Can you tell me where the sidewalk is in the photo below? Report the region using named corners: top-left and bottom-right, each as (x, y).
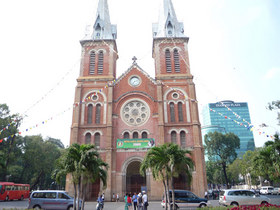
top-left (84, 200), bottom-right (220, 210)
top-left (84, 201), bottom-right (163, 210)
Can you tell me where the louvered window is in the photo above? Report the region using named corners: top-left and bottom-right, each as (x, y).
top-left (85, 133), bottom-right (91, 144)
top-left (94, 133), bottom-right (100, 147)
top-left (165, 49), bottom-right (172, 73)
top-left (124, 132), bottom-right (129, 139)
top-left (170, 102), bottom-right (175, 122)
top-left (171, 131), bottom-right (177, 144)
top-left (87, 104), bottom-right (93, 124)
top-left (95, 104), bottom-right (101, 124)
top-left (180, 131), bottom-right (186, 148)
top-left (142, 132), bottom-right (148, 139)
top-left (98, 51), bottom-right (104, 74)
top-left (133, 132), bottom-right (138, 139)
top-left (174, 49), bottom-right (180, 72)
top-left (178, 102), bottom-right (183, 122)
top-left (89, 51), bottom-right (95, 74)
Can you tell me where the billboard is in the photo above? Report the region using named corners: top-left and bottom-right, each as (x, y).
top-left (117, 138), bottom-right (155, 149)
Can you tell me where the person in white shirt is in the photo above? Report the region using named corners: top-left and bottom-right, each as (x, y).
top-left (142, 191), bottom-right (148, 210)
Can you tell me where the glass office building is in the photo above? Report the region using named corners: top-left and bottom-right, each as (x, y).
top-left (202, 100), bottom-right (255, 157)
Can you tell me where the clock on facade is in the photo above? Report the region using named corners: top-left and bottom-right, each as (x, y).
top-left (129, 76), bottom-right (140, 87)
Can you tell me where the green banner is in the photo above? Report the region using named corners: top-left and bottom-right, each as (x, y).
top-left (117, 138), bottom-right (155, 149)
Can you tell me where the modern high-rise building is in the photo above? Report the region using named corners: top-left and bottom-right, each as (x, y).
top-left (66, 0), bottom-right (207, 201)
top-left (202, 100), bottom-right (255, 157)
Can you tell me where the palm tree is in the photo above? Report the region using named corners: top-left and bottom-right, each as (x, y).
top-left (53, 143), bottom-right (108, 210)
top-left (140, 144), bottom-right (170, 210)
top-left (140, 143), bottom-right (194, 210)
top-left (166, 143), bottom-right (194, 210)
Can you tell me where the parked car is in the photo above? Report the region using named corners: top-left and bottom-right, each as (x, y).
top-left (260, 186), bottom-right (274, 195)
top-left (219, 189), bottom-right (270, 206)
top-left (28, 190), bottom-right (81, 210)
top-left (272, 187), bottom-right (280, 195)
top-left (161, 190), bottom-right (209, 209)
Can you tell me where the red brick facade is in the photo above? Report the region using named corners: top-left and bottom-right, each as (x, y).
top-left (66, 34), bottom-right (207, 200)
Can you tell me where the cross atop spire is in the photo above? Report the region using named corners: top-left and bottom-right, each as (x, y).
top-left (132, 56), bottom-right (137, 64)
top-left (153, 0), bottom-right (185, 38)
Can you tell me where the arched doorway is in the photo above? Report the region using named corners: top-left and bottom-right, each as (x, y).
top-left (126, 161), bottom-right (146, 194)
top-left (86, 178), bottom-right (100, 201)
top-left (173, 174), bottom-right (191, 190)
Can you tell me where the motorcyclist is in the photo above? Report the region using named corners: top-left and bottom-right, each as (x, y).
top-left (97, 195), bottom-right (104, 210)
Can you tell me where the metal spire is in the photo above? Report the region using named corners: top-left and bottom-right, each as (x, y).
top-left (153, 0), bottom-right (185, 38)
top-left (82, 0), bottom-right (117, 41)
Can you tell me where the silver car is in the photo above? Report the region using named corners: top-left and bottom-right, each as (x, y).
top-left (219, 189), bottom-right (270, 206)
top-left (28, 190), bottom-right (80, 210)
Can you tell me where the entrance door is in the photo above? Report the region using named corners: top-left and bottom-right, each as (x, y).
top-left (126, 161), bottom-right (146, 194)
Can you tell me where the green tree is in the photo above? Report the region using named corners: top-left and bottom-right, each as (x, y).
top-left (227, 158), bottom-right (244, 186)
top-left (18, 135), bottom-right (63, 189)
top-left (140, 143), bottom-right (194, 210)
top-left (267, 100), bottom-right (280, 125)
top-left (253, 134), bottom-right (280, 183)
top-left (54, 143), bottom-right (108, 210)
top-left (0, 104), bottom-right (22, 181)
top-left (204, 132), bottom-right (240, 189)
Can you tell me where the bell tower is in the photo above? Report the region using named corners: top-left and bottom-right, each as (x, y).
top-left (152, 0), bottom-right (207, 197)
top-left (68, 0), bottom-right (117, 200)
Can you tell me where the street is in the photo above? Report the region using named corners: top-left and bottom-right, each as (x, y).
top-left (0, 195), bottom-right (279, 210)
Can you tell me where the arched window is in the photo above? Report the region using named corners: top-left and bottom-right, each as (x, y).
top-left (98, 51), bottom-right (103, 74)
top-left (89, 51), bottom-right (95, 74)
top-left (94, 133), bottom-right (100, 148)
top-left (85, 133), bottom-right (91, 144)
top-left (95, 104), bottom-right (101, 124)
top-left (123, 132), bottom-right (129, 139)
top-left (142, 132), bottom-right (148, 139)
top-left (87, 104), bottom-right (93, 124)
top-left (171, 131), bottom-right (177, 144)
top-left (180, 131), bottom-right (186, 148)
top-left (174, 49), bottom-right (180, 72)
top-left (178, 102), bottom-right (183, 122)
top-left (165, 49), bottom-right (172, 73)
top-left (170, 102), bottom-right (175, 122)
top-left (133, 132), bottom-right (138, 139)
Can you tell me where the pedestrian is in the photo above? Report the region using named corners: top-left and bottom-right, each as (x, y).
top-left (116, 193), bottom-right (119, 202)
top-left (113, 193), bottom-right (115, 202)
top-left (124, 193), bottom-right (128, 210)
top-left (142, 191), bottom-right (148, 210)
top-left (102, 192), bottom-right (105, 201)
top-left (127, 193), bottom-right (132, 210)
top-left (132, 192), bottom-right (138, 210)
top-left (137, 193), bottom-right (143, 210)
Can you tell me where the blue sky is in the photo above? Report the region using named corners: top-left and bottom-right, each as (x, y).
top-left (0, 0), bottom-right (279, 147)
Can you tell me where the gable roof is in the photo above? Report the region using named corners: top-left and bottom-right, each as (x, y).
top-left (115, 62), bottom-right (157, 85)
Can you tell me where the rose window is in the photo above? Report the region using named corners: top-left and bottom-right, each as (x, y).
top-left (121, 100), bottom-right (150, 126)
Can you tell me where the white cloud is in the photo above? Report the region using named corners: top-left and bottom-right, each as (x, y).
top-left (264, 68), bottom-right (280, 80)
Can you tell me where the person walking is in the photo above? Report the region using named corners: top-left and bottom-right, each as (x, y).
top-left (137, 193), bottom-right (143, 210)
top-left (127, 193), bottom-right (132, 210)
top-left (124, 193), bottom-right (128, 210)
top-left (116, 193), bottom-right (119, 202)
top-left (142, 191), bottom-right (148, 210)
top-left (132, 192), bottom-right (138, 210)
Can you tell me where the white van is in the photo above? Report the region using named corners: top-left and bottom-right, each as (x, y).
top-left (260, 186), bottom-right (273, 195)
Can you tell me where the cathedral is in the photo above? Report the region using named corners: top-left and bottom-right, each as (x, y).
top-left (67, 0), bottom-right (207, 200)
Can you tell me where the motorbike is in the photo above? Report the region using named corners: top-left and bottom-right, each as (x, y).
top-left (96, 201), bottom-right (104, 210)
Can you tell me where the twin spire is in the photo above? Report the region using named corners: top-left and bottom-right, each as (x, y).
top-left (83, 0), bottom-right (185, 41)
